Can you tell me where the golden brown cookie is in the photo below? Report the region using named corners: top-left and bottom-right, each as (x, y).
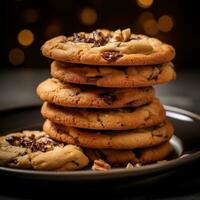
top-left (41, 28), bottom-right (175, 65)
top-left (0, 131), bottom-right (89, 170)
top-left (43, 120), bottom-right (174, 149)
top-left (37, 78), bottom-right (155, 108)
top-left (85, 142), bottom-right (173, 166)
top-left (51, 61), bottom-right (176, 88)
top-left (41, 99), bottom-right (165, 130)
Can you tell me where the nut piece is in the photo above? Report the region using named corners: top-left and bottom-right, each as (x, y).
top-left (126, 162), bottom-right (142, 169)
top-left (121, 28), bottom-right (131, 42)
top-left (92, 159), bottom-right (111, 171)
top-left (126, 162), bottom-right (134, 169)
top-left (134, 163), bottom-right (142, 167)
top-left (110, 29), bottom-right (122, 42)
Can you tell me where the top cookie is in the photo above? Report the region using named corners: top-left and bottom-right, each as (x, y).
top-left (41, 28), bottom-right (175, 66)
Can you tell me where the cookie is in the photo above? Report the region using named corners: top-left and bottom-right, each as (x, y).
top-left (85, 142), bottom-right (173, 166)
top-left (41, 28), bottom-right (175, 65)
top-left (41, 99), bottom-right (165, 130)
top-left (43, 120), bottom-right (173, 149)
top-left (37, 78), bottom-right (155, 108)
top-left (0, 131), bottom-right (89, 170)
top-left (51, 61), bottom-right (176, 88)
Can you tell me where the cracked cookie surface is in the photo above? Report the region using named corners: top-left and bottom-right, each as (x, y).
top-left (0, 131), bottom-right (89, 170)
top-left (41, 99), bottom-right (166, 130)
top-left (37, 78), bottom-right (155, 108)
top-left (51, 61), bottom-right (176, 88)
top-left (41, 28), bottom-right (175, 65)
top-left (43, 120), bottom-right (173, 149)
top-left (85, 142), bottom-right (172, 166)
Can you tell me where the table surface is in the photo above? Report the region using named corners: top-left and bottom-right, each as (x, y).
top-left (0, 68), bottom-right (200, 200)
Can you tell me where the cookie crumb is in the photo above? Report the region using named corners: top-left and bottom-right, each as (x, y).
top-left (92, 159), bottom-right (111, 171)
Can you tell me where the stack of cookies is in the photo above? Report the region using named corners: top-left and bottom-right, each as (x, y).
top-left (38, 28), bottom-right (176, 168)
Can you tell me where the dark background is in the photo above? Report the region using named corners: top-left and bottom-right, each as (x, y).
top-left (2, 0), bottom-right (200, 70)
top-left (1, 0), bottom-right (200, 111)
top-left (1, 2), bottom-right (200, 199)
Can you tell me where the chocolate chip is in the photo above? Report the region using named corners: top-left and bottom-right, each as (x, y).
top-left (99, 92), bottom-right (117, 105)
top-left (131, 36), bottom-right (142, 40)
top-left (101, 51), bottom-right (123, 62)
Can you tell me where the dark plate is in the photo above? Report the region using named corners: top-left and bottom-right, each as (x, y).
top-left (0, 105), bottom-right (200, 181)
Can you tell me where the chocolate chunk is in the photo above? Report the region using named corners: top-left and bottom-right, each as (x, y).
top-left (147, 66), bottom-right (160, 81)
top-left (91, 31), bottom-right (110, 47)
top-left (6, 134), bottom-right (61, 152)
top-left (101, 51), bottom-right (123, 62)
top-left (72, 30), bottom-right (110, 47)
top-left (99, 92), bottom-right (117, 105)
top-left (73, 33), bottom-right (84, 42)
top-left (6, 136), bottom-right (24, 146)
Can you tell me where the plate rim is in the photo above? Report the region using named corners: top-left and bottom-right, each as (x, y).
top-left (0, 105), bottom-right (200, 179)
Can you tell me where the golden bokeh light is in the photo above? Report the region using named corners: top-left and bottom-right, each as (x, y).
top-left (158, 15), bottom-right (174, 32)
top-left (138, 11), bottom-right (154, 25)
top-left (8, 48), bottom-right (25, 66)
top-left (17, 29), bottom-right (34, 46)
top-left (22, 9), bottom-right (39, 23)
top-left (137, 0), bottom-right (154, 8)
top-left (80, 7), bottom-right (97, 25)
top-left (143, 19), bottom-right (159, 36)
top-left (44, 20), bottom-right (63, 39)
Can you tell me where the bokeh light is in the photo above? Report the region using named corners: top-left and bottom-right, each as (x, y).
top-left (138, 11), bottom-right (154, 25)
top-left (80, 7), bottom-right (97, 25)
top-left (143, 19), bottom-right (159, 36)
top-left (158, 15), bottom-right (174, 32)
top-left (137, 0), bottom-right (154, 8)
top-left (8, 48), bottom-right (25, 65)
top-left (17, 29), bottom-right (34, 46)
top-left (44, 20), bottom-right (64, 39)
top-left (22, 9), bottom-right (39, 23)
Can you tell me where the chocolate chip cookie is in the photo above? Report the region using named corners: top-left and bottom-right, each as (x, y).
top-left (43, 119), bottom-right (174, 149)
top-left (41, 99), bottom-right (165, 130)
top-left (41, 28), bottom-right (175, 65)
top-left (85, 142), bottom-right (172, 166)
top-left (0, 131), bottom-right (89, 170)
top-left (51, 61), bottom-right (176, 88)
top-left (37, 78), bottom-right (155, 108)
